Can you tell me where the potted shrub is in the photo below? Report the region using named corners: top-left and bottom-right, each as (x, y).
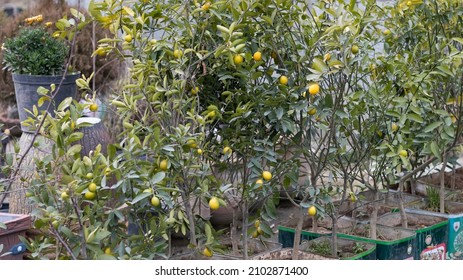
top-left (2, 25), bottom-right (79, 132)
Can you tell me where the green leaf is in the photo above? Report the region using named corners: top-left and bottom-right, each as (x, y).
top-left (261, 15), bottom-right (273, 25)
top-left (97, 254), bottom-right (117, 260)
top-left (407, 113), bottom-right (423, 123)
top-left (423, 121), bottom-right (443, 133)
top-left (162, 145), bottom-right (175, 152)
top-left (57, 97), bottom-right (73, 111)
top-left (131, 192), bottom-right (151, 204)
top-left (66, 132), bottom-right (84, 144)
top-left (205, 223), bottom-right (213, 245)
top-left (151, 172), bottom-right (166, 185)
top-left (264, 199), bottom-right (277, 219)
top-left (37, 96), bottom-right (50, 107)
top-left (430, 141), bottom-right (440, 159)
top-left (0, 222), bottom-right (6, 230)
top-left (275, 107), bottom-right (283, 120)
top-left (259, 222), bottom-right (273, 236)
top-left (311, 57), bottom-right (329, 73)
top-left (37, 86), bottom-right (49, 95)
top-left (66, 144), bottom-right (82, 156)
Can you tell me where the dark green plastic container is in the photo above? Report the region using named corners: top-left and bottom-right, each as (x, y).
top-left (378, 211), bottom-right (448, 260)
top-left (338, 224), bottom-right (416, 260)
top-left (278, 225), bottom-right (329, 248)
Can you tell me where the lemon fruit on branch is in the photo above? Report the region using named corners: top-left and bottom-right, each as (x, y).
top-left (209, 197), bottom-right (220, 210)
top-left (262, 170), bottom-right (272, 181)
top-left (308, 205), bottom-right (317, 216)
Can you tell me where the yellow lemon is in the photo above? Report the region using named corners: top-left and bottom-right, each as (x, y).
top-left (124, 34), bottom-right (133, 43)
top-left (351, 45), bottom-right (359, 54)
top-left (308, 205), bottom-right (317, 216)
top-left (89, 103), bottom-right (98, 112)
top-left (223, 146), bottom-right (232, 155)
top-left (187, 139), bottom-right (197, 148)
top-left (279, 75), bottom-right (288, 85)
top-left (209, 197), bottom-right (220, 210)
top-left (159, 159), bottom-right (168, 171)
top-left (104, 247), bottom-right (112, 255)
top-left (253, 51), bottom-right (262, 61)
top-left (392, 123), bottom-right (398, 132)
top-left (201, 2), bottom-right (211, 11)
top-left (383, 29), bottom-right (391, 35)
top-left (233, 54), bottom-right (244, 65)
top-left (203, 247), bottom-right (213, 257)
top-left (323, 53), bottom-right (331, 61)
top-left (96, 48), bottom-right (106, 57)
top-left (262, 170), bottom-right (272, 181)
top-left (197, 148), bottom-right (203, 155)
top-left (207, 111), bottom-right (216, 118)
top-left (151, 195), bottom-right (161, 207)
top-left (191, 86), bottom-right (199, 95)
top-left (88, 182), bottom-right (97, 192)
top-left (84, 191), bottom-right (96, 200)
top-left (61, 191), bottom-right (69, 200)
top-left (399, 150), bottom-right (408, 157)
top-left (173, 49), bottom-right (183, 59)
top-left (308, 108), bottom-right (317, 116)
top-left (308, 83), bottom-right (320, 95)
top-left (256, 179), bottom-right (263, 188)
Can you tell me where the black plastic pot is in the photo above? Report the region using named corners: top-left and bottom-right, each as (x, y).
top-left (12, 73), bottom-right (79, 132)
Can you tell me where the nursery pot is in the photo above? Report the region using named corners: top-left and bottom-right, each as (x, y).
top-left (338, 224), bottom-right (416, 260)
top-left (378, 211), bottom-right (448, 260)
top-left (405, 205), bottom-right (463, 260)
top-left (12, 73), bottom-right (80, 132)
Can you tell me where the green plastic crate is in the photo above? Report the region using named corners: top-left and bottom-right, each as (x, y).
top-left (338, 224), bottom-right (416, 260)
top-left (278, 226), bottom-right (329, 248)
top-left (378, 211), bottom-right (448, 260)
top-left (300, 236), bottom-right (377, 260)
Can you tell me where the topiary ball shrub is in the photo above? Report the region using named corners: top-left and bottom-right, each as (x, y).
top-left (2, 27), bottom-right (68, 75)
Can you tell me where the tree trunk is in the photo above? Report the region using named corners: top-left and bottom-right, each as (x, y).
top-left (9, 133), bottom-right (53, 214)
top-left (180, 190), bottom-right (196, 246)
top-left (231, 206), bottom-right (239, 255)
top-left (440, 156), bottom-right (447, 214)
top-left (369, 191), bottom-right (379, 240)
top-left (242, 201), bottom-right (249, 260)
top-left (291, 206), bottom-right (304, 260)
top-left (398, 181), bottom-right (408, 228)
top-left (312, 215), bottom-right (318, 232)
top-left (410, 177), bottom-right (416, 195)
top-left (331, 215), bottom-right (338, 258)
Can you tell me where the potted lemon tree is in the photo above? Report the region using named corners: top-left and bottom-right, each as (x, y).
top-left (2, 24), bottom-right (79, 132)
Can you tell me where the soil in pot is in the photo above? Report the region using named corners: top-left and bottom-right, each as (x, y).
top-left (278, 215), bottom-right (355, 248)
top-left (336, 190), bottom-right (423, 222)
top-left (251, 248), bottom-right (334, 260)
top-left (301, 236), bottom-right (376, 260)
top-left (378, 212), bottom-right (448, 260)
top-left (215, 237), bottom-right (282, 259)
